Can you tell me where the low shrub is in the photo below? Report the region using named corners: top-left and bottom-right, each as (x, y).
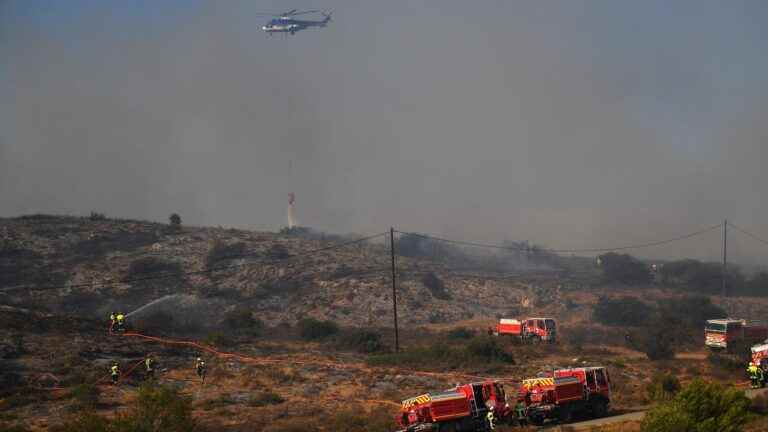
top-left (326, 406), bottom-right (395, 432)
top-left (646, 373), bottom-right (680, 402)
top-left (368, 337), bottom-right (513, 370)
top-left (204, 332), bottom-right (235, 348)
top-left (52, 384), bottom-right (196, 432)
top-left (125, 257), bottom-right (181, 281)
top-left (205, 241), bottom-right (247, 269)
top-left (446, 327), bottom-right (475, 340)
top-left (248, 391), bottom-right (284, 407)
top-left (593, 296), bottom-right (652, 327)
top-left (89, 212), bottom-right (107, 221)
top-left (466, 337), bottom-right (515, 363)
top-left (298, 318), bottom-right (339, 340)
top-left (222, 308), bottom-right (263, 336)
top-left (70, 383), bottom-right (100, 410)
top-left (263, 418), bottom-right (320, 432)
top-left (337, 329), bottom-right (385, 353)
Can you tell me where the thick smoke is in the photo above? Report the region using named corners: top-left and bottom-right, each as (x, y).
top-left (1, 1), bottom-right (767, 266)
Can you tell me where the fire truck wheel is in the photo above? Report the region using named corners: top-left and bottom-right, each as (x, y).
top-left (591, 400), bottom-right (608, 418)
top-left (558, 406), bottom-right (572, 423)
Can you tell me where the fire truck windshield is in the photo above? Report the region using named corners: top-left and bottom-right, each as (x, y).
top-left (706, 322), bottom-right (727, 332)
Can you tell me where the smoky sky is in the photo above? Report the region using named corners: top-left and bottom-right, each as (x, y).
top-left (2, 1), bottom-right (767, 267)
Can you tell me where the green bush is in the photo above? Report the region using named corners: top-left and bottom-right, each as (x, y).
top-left (326, 407), bottom-right (395, 432)
top-left (222, 307), bottom-right (263, 336)
top-left (53, 384), bottom-right (196, 431)
top-left (114, 383), bottom-right (196, 431)
top-left (205, 241), bottom-right (247, 269)
top-left (465, 337), bottom-right (514, 363)
top-left (646, 373), bottom-right (680, 402)
top-left (297, 318), bottom-right (339, 340)
top-left (125, 257), bottom-right (181, 280)
top-left (593, 296), bottom-right (653, 327)
top-left (337, 329), bottom-right (385, 353)
top-left (204, 332), bottom-right (235, 348)
top-left (248, 391), bottom-right (285, 407)
top-left (641, 379), bottom-right (750, 432)
top-left (50, 410), bottom-right (110, 432)
top-left (70, 383), bottom-right (100, 410)
top-left (447, 327), bottom-right (475, 340)
top-left (368, 337), bottom-right (513, 370)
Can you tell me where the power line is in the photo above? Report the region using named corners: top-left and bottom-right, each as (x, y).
top-left (394, 223), bottom-right (722, 254)
top-left (0, 232), bottom-right (388, 293)
top-left (729, 222), bottom-right (768, 247)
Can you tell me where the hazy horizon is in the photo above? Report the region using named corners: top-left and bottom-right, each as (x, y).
top-left (2, 1), bottom-right (767, 267)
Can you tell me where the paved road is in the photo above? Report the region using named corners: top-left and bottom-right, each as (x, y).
top-left (543, 387), bottom-right (768, 431)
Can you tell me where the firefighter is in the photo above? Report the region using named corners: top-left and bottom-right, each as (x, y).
top-left (748, 362), bottom-right (760, 389)
top-left (515, 399), bottom-right (528, 426)
top-left (485, 409), bottom-right (495, 430)
top-left (110, 362), bottom-right (120, 385)
top-left (196, 357), bottom-right (207, 383)
top-left (116, 312), bottom-right (125, 332)
top-left (144, 356), bottom-right (155, 380)
top-left (109, 311), bottom-right (116, 332)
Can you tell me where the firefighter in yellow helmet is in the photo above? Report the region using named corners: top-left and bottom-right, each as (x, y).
top-left (110, 362), bottom-right (120, 385)
top-left (748, 362), bottom-right (760, 388)
top-left (144, 355), bottom-right (155, 380)
top-left (485, 408), bottom-right (496, 430)
top-left (196, 357), bottom-right (207, 383)
top-left (115, 312), bottom-right (125, 332)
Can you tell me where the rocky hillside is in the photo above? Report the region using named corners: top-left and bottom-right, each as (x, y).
top-left (0, 215), bottom-right (564, 329)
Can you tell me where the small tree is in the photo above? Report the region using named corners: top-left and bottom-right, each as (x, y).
top-left (168, 213), bottom-right (182, 229)
top-left (592, 296), bottom-right (653, 327)
top-left (599, 252), bottom-right (652, 285)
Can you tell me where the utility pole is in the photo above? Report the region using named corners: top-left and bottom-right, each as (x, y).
top-left (390, 228), bottom-right (400, 352)
top-left (722, 219), bottom-right (728, 299)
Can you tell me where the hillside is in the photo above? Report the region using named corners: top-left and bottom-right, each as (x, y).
top-left (3, 214), bottom-right (768, 431)
top-left (0, 214), bottom-right (564, 328)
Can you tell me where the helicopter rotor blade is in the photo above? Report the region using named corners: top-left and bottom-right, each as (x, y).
top-left (288, 9), bottom-right (321, 16)
top-left (282, 9), bottom-right (298, 16)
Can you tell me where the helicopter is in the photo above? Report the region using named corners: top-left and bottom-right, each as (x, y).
top-left (259, 9), bottom-right (332, 35)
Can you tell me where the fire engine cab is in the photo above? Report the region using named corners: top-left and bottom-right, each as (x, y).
top-left (705, 319), bottom-right (768, 351)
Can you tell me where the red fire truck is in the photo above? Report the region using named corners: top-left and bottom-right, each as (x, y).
top-left (494, 317), bottom-right (557, 343)
top-left (520, 366), bottom-right (611, 425)
top-left (396, 380), bottom-right (510, 432)
top-left (705, 319), bottom-right (768, 352)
